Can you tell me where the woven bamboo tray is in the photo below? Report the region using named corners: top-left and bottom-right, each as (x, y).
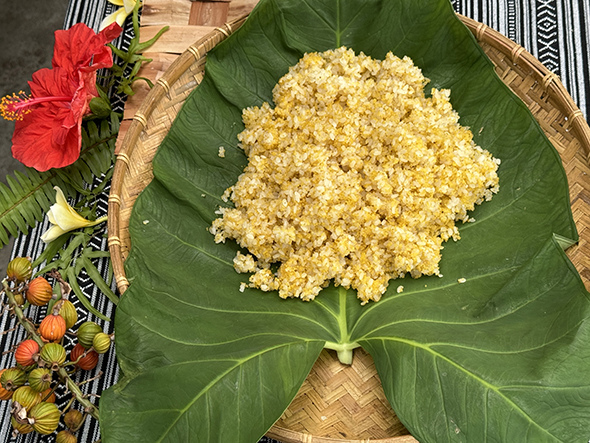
top-left (107, 12), bottom-right (590, 443)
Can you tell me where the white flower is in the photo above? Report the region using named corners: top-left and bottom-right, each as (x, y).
top-left (99, 0), bottom-right (140, 31)
top-left (40, 187), bottom-right (107, 243)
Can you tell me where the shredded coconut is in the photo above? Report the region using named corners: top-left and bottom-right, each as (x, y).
top-left (210, 47), bottom-right (499, 303)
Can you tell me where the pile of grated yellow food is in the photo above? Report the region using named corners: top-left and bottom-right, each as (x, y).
top-left (210, 46), bottom-right (500, 304)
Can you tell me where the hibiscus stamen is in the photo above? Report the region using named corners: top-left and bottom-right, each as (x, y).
top-left (1, 91), bottom-right (72, 121)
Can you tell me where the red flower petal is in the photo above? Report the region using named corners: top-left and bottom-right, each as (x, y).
top-left (11, 106), bottom-right (82, 171)
top-left (11, 67), bottom-right (98, 171)
top-left (52, 22), bottom-right (122, 72)
top-left (29, 67), bottom-right (76, 100)
top-left (27, 67), bottom-right (96, 122)
top-left (83, 22), bottom-right (123, 72)
top-left (64, 70), bottom-right (97, 129)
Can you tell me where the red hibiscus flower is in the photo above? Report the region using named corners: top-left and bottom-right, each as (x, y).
top-left (52, 22), bottom-right (122, 73)
top-left (0, 22), bottom-right (122, 171)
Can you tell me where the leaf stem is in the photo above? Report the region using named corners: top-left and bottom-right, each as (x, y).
top-left (324, 341), bottom-right (360, 365)
top-left (323, 287), bottom-right (359, 364)
top-left (2, 278), bottom-right (44, 347)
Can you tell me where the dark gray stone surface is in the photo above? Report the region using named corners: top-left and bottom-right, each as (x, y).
top-left (0, 0), bottom-right (70, 274)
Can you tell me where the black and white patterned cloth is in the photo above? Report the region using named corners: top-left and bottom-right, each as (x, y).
top-left (1, 0), bottom-right (588, 442)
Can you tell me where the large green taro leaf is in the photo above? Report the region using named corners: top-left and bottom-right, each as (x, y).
top-left (101, 0), bottom-right (590, 441)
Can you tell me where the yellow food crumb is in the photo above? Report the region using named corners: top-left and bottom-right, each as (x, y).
top-left (457, 278), bottom-right (467, 283)
top-left (218, 146), bottom-right (226, 158)
top-left (210, 47), bottom-right (499, 303)
top-left (396, 285), bottom-right (404, 294)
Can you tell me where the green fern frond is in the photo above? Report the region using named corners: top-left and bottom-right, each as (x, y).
top-left (0, 169), bottom-right (53, 244)
top-left (0, 113), bottom-right (120, 249)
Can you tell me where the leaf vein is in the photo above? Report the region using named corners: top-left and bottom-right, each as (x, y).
top-left (154, 341), bottom-right (317, 442)
top-left (368, 336), bottom-right (567, 442)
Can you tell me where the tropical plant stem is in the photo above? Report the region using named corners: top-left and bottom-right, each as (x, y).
top-left (324, 341), bottom-right (360, 365)
top-left (323, 287), bottom-right (360, 365)
top-left (2, 279), bottom-right (44, 348)
top-left (58, 367), bottom-right (100, 420)
top-left (1, 278), bottom-right (100, 421)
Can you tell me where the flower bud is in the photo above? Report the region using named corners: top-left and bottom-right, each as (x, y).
top-left (0, 367), bottom-right (27, 392)
top-left (59, 299), bottom-right (78, 329)
top-left (10, 416), bottom-right (34, 434)
top-left (56, 430), bottom-right (78, 443)
top-left (26, 276), bottom-right (53, 306)
top-left (77, 321), bottom-right (102, 348)
top-left (14, 339), bottom-right (39, 367)
top-left (89, 95), bottom-right (112, 118)
top-left (39, 343), bottom-right (66, 371)
top-left (12, 386), bottom-right (41, 411)
top-left (28, 368), bottom-right (53, 392)
top-left (70, 343), bottom-right (99, 371)
top-left (92, 332), bottom-right (112, 354)
top-left (6, 257), bottom-right (32, 282)
top-left (0, 369), bottom-right (14, 400)
top-left (28, 401), bottom-right (61, 435)
top-left (39, 312), bottom-right (67, 342)
top-left (64, 408), bottom-right (84, 430)
top-left (13, 292), bottom-right (25, 306)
